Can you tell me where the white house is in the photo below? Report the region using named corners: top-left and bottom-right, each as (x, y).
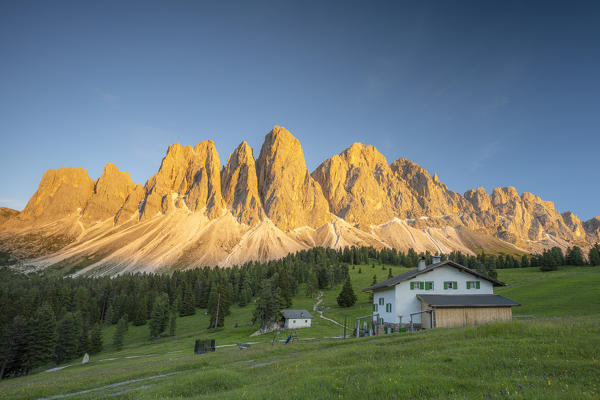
top-left (363, 256), bottom-right (519, 330)
top-left (280, 309), bottom-right (313, 329)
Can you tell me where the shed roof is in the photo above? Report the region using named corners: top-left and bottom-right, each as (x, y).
top-left (417, 294), bottom-right (520, 307)
top-left (280, 309), bottom-right (313, 319)
top-left (362, 260), bottom-right (505, 292)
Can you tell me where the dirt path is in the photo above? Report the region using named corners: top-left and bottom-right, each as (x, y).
top-left (313, 291), bottom-right (344, 328)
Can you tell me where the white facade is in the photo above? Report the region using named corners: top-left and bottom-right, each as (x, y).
top-left (284, 318), bottom-right (312, 329)
top-left (373, 265), bottom-right (493, 325)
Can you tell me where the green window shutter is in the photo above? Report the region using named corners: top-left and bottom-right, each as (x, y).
top-left (410, 282), bottom-right (414, 290)
top-left (379, 298), bottom-right (384, 305)
top-left (476, 281), bottom-right (480, 289)
top-left (444, 282), bottom-right (448, 290)
top-left (420, 282), bottom-right (424, 290)
top-left (467, 282), bottom-right (471, 289)
top-left (453, 282), bottom-right (458, 290)
top-left (373, 304), bottom-right (377, 312)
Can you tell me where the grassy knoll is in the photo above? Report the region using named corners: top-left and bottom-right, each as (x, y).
top-left (1, 264), bottom-right (599, 399)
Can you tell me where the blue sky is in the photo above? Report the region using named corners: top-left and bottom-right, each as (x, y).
top-left (1, 1), bottom-right (598, 220)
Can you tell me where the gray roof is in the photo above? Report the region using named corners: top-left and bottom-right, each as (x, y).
top-left (417, 294), bottom-right (520, 307)
top-left (362, 260), bottom-right (505, 292)
top-left (280, 309), bottom-right (313, 319)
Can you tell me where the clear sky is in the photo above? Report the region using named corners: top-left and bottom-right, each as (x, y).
top-left (1, 1), bottom-right (598, 220)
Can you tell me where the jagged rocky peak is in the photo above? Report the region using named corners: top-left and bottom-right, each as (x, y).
top-left (81, 163), bottom-right (137, 224)
top-left (583, 216), bottom-right (600, 242)
top-left (141, 140), bottom-right (224, 220)
top-left (464, 187), bottom-right (492, 212)
top-left (312, 142), bottom-right (411, 227)
top-left (20, 167), bottom-right (94, 221)
top-left (221, 141), bottom-right (264, 226)
top-left (390, 158), bottom-right (471, 217)
top-left (256, 126), bottom-right (331, 230)
top-left (185, 140), bottom-right (225, 218)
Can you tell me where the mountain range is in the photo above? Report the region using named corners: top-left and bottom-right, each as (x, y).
top-left (1, 126), bottom-right (598, 275)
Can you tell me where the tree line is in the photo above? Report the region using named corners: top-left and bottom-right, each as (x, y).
top-left (1, 244), bottom-right (598, 378)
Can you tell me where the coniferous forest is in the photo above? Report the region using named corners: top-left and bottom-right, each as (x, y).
top-left (1, 244), bottom-right (598, 379)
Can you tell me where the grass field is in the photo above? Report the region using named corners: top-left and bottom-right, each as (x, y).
top-left (1, 265), bottom-right (599, 399)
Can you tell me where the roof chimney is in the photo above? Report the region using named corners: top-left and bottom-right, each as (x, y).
top-left (417, 257), bottom-right (426, 271)
top-left (432, 255), bottom-right (441, 264)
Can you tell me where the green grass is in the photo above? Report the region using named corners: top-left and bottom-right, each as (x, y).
top-left (1, 264), bottom-right (599, 399)
top-left (496, 266), bottom-right (600, 317)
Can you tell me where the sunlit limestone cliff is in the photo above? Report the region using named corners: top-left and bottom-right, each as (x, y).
top-left (0, 126), bottom-right (597, 275)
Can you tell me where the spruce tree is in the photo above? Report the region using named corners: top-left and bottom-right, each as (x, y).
top-left (149, 294), bottom-right (169, 338)
top-left (370, 274), bottom-right (377, 302)
top-left (168, 309), bottom-right (177, 337)
top-left (277, 269), bottom-right (293, 308)
top-left (252, 280), bottom-right (282, 330)
top-left (134, 296), bottom-right (147, 326)
top-left (27, 304), bottom-right (57, 370)
top-left (207, 280), bottom-right (230, 329)
top-left (1, 315), bottom-right (30, 378)
top-left (388, 268), bottom-right (393, 279)
top-left (336, 277), bottom-right (357, 307)
top-left (113, 317), bottom-right (128, 350)
top-left (589, 245), bottom-right (600, 266)
top-left (89, 324), bottom-right (103, 354)
top-left (179, 284), bottom-right (196, 317)
top-left (55, 313), bottom-right (78, 364)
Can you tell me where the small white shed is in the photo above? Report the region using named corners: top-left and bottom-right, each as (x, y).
top-left (281, 309), bottom-right (313, 329)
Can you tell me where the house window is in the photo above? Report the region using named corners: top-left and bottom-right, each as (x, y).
top-left (444, 281), bottom-right (458, 290)
top-left (386, 303), bottom-right (392, 313)
top-left (411, 281), bottom-right (425, 290)
top-left (466, 281), bottom-right (481, 289)
top-left (424, 281), bottom-right (434, 290)
top-left (305, 320), bottom-right (307, 323)
top-left (373, 303), bottom-right (378, 312)
top-left (379, 298), bottom-right (384, 305)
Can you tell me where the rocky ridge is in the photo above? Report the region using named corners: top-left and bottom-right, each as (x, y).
top-left (0, 126), bottom-right (597, 274)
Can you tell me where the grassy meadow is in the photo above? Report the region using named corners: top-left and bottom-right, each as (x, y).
top-left (1, 264), bottom-right (599, 399)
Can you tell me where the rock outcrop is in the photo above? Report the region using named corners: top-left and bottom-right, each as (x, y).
top-left (312, 143), bottom-right (418, 227)
top-left (19, 167), bottom-right (94, 221)
top-left (82, 163), bottom-right (137, 225)
top-left (141, 141), bottom-right (224, 220)
top-left (256, 126), bottom-right (331, 230)
top-left (221, 141), bottom-right (264, 226)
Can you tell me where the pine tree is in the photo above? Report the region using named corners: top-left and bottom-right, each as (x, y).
top-left (252, 280), bottom-right (282, 330)
top-left (388, 268), bottom-right (393, 279)
top-left (336, 277), bottom-right (357, 307)
top-left (168, 309), bottom-right (177, 337)
top-left (103, 304), bottom-right (114, 327)
top-left (113, 317), bottom-right (128, 350)
top-left (134, 296), bottom-right (148, 326)
top-left (305, 270), bottom-right (318, 298)
top-left (589, 245), bottom-right (600, 266)
top-left (149, 294), bottom-right (169, 338)
top-left (520, 254), bottom-right (530, 268)
top-left (89, 324), bottom-right (103, 354)
top-left (207, 280), bottom-right (230, 329)
top-left (55, 313), bottom-right (78, 364)
top-left (179, 284), bottom-right (196, 317)
top-left (566, 246), bottom-right (585, 266)
top-left (0, 315), bottom-right (30, 378)
top-left (277, 269), bottom-right (293, 308)
top-left (78, 320), bottom-right (89, 356)
top-left (370, 274), bottom-right (377, 302)
top-left (27, 304), bottom-right (57, 371)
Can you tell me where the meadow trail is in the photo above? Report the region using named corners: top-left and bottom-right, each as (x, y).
top-left (313, 291), bottom-right (344, 328)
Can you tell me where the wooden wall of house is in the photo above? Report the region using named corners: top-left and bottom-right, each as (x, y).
top-left (434, 307), bottom-right (512, 328)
